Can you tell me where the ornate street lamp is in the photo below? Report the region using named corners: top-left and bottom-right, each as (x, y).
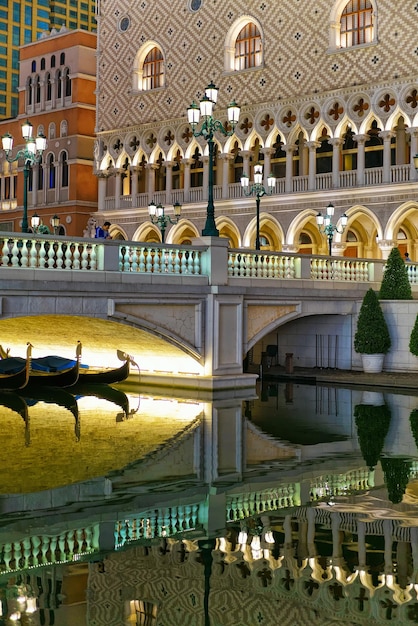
top-left (316, 202), bottom-right (348, 256)
top-left (240, 163), bottom-right (276, 250)
top-left (2, 120), bottom-right (47, 233)
top-left (187, 82), bottom-right (240, 236)
top-left (148, 201), bottom-right (182, 243)
top-left (30, 212), bottom-right (50, 234)
top-left (51, 214), bottom-right (60, 234)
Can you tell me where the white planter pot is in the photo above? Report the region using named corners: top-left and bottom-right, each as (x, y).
top-left (361, 353), bottom-right (385, 374)
top-left (360, 391), bottom-right (385, 406)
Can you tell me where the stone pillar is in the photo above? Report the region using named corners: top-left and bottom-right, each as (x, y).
top-left (284, 144), bottom-right (296, 193)
top-left (219, 153), bottom-right (233, 199)
top-left (383, 519), bottom-right (393, 574)
top-left (164, 161), bottom-right (173, 204)
top-left (114, 168), bottom-right (122, 209)
top-left (357, 521), bottom-right (367, 568)
top-left (240, 150), bottom-right (251, 177)
top-left (380, 130), bottom-right (395, 184)
top-left (407, 127), bottom-right (418, 181)
top-left (331, 513), bottom-right (342, 559)
top-left (130, 166), bottom-right (139, 203)
top-left (145, 163), bottom-right (157, 202)
top-left (306, 141), bottom-right (321, 191)
top-left (354, 134), bottom-right (367, 186)
top-left (261, 147), bottom-right (275, 182)
top-left (97, 173), bottom-right (108, 212)
top-left (183, 158), bottom-right (192, 203)
top-left (50, 77), bottom-right (57, 108)
top-left (329, 137), bottom-right (343, 188)
top-left (39, 78), bottom-right (45, 110)
top-left (378, 239), bottom-right (396, 260)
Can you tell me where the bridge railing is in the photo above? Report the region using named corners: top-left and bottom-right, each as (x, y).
top-left (0, 232), bottom-right (408, 287)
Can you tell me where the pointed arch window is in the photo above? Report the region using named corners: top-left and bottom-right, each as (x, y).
top-left (48, 154), bottom-right (56, 189)
top-left (61, 151), bottom-right (69, 187)
top-left (46, 73), bottom-right (52, 101)
top-left (64, 68), bottom-right (71, 97)
top-left (143, 47), bottom-right (164, 90)
top-left (234, 23), bottom-right (262, 70)
top-left (35, 76), bottom-right (41, 104)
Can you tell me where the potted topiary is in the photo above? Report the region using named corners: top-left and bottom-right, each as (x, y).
top-left (354, 288), bottom-right (391, 373)
top-left (380, 246), bottom-right (412, 300)
top-left (409, 314), bottom-right (418, 358)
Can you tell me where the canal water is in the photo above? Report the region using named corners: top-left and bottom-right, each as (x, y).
top-left (0, 379), bottom-right (417, 625)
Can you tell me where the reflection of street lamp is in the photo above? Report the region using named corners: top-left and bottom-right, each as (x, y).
top-left (148, 201), bottom-right (182, 243)
top-left (2, 120), bottom-right (47, 233)
top-left (187, 82), bottom-right (240, 236)
top-left (316, 202), bottom-right (348, 256)
top-left (240, 163), bottom-right (276, 250)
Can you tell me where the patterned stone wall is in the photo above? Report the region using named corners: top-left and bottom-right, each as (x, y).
top-left (96, 0), bottom-right (418, 133)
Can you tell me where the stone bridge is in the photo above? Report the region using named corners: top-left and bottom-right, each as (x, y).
top-left (0, 233), bottom-right (416, 389)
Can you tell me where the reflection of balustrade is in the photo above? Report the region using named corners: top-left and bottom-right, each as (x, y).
top-left (309, 468), bottom-right (373, 502)
top-left (0, 524), bottom-right (100, 575)
top-left (226, 484), bottom-right (301, 521)
top-left (115, 504), bottom-right (203, 549)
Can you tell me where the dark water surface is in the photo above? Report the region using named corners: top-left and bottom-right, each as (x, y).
top-left (0, 380), bottom-right (417, 625)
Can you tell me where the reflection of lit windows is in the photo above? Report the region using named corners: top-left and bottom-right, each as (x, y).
top-left (127, 600), bottom-right (158, 625)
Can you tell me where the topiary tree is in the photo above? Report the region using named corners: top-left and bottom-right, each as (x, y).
top-left (380, 247), bottom-right (412, 300)
top-left (409, 314), bottom-right (418, 357)
top-left (354, 288), bottom-right (391, 354)
top-left (380, 457), bottom-right (412, 504)
top-left (354, 403), bottom-right (391, 469)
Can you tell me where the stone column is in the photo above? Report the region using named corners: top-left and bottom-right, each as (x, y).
top-left (39, 78), bottom-right (45, 110)
top-left (183, 158), bottom-right (192, 203)
top-left (97, 173), bottom-right (108, 212)
top-left (261, 147), bottom-right (275, 183)
top-left (145, 163), bottom-right (157, 202)
top-left (50, 77), bottom-right (57, 109)
top-left (114, 168), bottom-right (122, 209)
top-left (407, 127), bottom-right (418, 181)
top-left (329, 137), bottom-right (343, 188)
top-left (130, 165), bottom-right (139, 203)
top-left (378, 239), bottom-right (396, 260)
top-left (379, 130), bottom-right (395, 184)
top-left (306, 141), bottom-right (321, 191)
top-left (240, 150), bottom-right (251, 177)
top-left (284, 144), bottom-right (296, 193)
top-left (219, 153), bottom-right (233, 199)
top-left (164, 161), bottom-right (173, 204)
top-left (354, 134), bottom-right (367, 186)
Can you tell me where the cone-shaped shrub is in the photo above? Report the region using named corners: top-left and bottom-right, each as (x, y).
top-left (410, 409), bottom-right (418, 448)
top-left (380, 247), bottom-right (412, 300)
top-left (354, 288), bottom-right (391, 354)
top-left (380, 457), bottom-right (412, 504)
top-left (354, 403), bottom-right (391, 469)
top-left (409, 314), bottom-right (418, 357)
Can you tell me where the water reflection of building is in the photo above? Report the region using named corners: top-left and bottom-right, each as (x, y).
top-left (1, 384), bottom-right (418, 623)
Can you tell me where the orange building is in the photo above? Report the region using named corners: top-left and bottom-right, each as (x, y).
top-left (0, 28), bottom-right (97, 236)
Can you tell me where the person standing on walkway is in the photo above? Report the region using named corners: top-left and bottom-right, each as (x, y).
top-left (404, 252), bottom-right (411, 262)
top-left (95, 221), bottom-right (112, 239)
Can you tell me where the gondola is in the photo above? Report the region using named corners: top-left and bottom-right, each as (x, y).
top-left (0, 344), bottom-right (31, 391)
top-left (78, 351), bottom-right (135, 384)
top-left (71, 382), bottom-right (131, 420)
top-left (28, 342), bottom-right (82, 388)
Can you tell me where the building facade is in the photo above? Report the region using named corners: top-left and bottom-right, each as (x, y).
top-left (0, 0), bottom-right (96, 120)
top-left (0, 28), bottom-right (98, 236)
top-left (94, 0), bottom-right (418, 259)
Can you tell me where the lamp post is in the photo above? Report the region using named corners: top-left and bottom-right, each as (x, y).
top-left (187, 82), bottom-right (240, 236)
top-left (2, 120), bottom-right (47, 233)
top-left (240, 163), bottom-right (276, 250)
top-left (51, 214), bottom-right (60, 234)
top-left (316, 202), bottom-right (348, 256)
top-left (31, 212), bottom-right (50, 234)
top-left (148, 201), bottom-right (182, 243)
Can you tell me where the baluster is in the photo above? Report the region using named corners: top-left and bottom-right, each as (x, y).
top-left (81, 243), bottom-right (89, 270)
top-left (181, 250), bottom-right (189, 274)
top-left (64, 243), bottom-right (72, 269)
top-left (228, 252), bottom-right (233, 276)
top-left (139, 247), bottom-right (146, 272)
top-left (174, 249), bottom-right (181, 274)
top-left (55, 241), bottom-right (64, 268)
top-left (20, 240), bottom-right (29, 267)
top-left (72, 244), bottom-right (80, 270)
top-left (66, 531), bottom-right (75, 560)
top-left (10, 239), bottom-right (19, 267)
top-left (47, 242), bottom-right (56, 269)
top-left (89, 244), bottom-right (97, 270)
top-left (145, 248), bottom-right (153, 273)
top-left (1, 239), bottom-right (9, 266)
top-left (130, 247), bottom-right (138, 272)
top-left (193, 250), bottom-right (201, 275)
top-left (155, 248), bottom-right (163, 273)
top-left (166, 249), bottom-right (174, 273)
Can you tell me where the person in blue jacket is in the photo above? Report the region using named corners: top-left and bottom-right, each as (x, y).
top-left (95, 221), bottom-right (112, 239)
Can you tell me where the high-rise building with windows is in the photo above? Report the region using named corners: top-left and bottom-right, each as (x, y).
top-left (0, 0), bottom-right (96, 119)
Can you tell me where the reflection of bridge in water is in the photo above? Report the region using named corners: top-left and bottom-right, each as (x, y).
top-left (1, 382), bottom-right (418, 623)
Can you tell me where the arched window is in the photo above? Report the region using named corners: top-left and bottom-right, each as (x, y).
top-left (27, 77), bottom-right (32, 106)
top-left (365, 120), bottom-right (383, 168)
top-left (48, 122), bottom-right (56, 139)
top-left (57, 70), bottom-right (62, 99)
top-left (271, 134), bottom-right (286, 179)
top-left (37, 163), bottom-right (44, 191)
top-left (31, 60), bottom-right (36, 73)
top-left (234, 23), bottom-right (262, 70)
top-left (60, 151), bottom-right (68, 187)
top-left (143, 47), bottom-right (164, 90)
top-left (340, 0), bottom-right (373, 47)
top-left (133, 42), bottom-right (165, 92)
top-left (330, 0), bottom-right (376, 50)
top-left (172, 150), bottom-right (183, 190)
top-left (60, 52), bottom-right (65, 65)
top-left (46, 73), bottom-right (52, 101)
top-left (40, 58), bottom-right (45, 70)
top-left (60, 120), bottom-right (68, 137)
top-left (64, 68), bottom-right (71, 97)
top-left (48, 153), bottom-right (55, 189)
top-left (190, 146), bottom-right (203, 187)
top-left (35, 76), bottom-right (41, 104)
top-left (51, 55), bottom-right (56, 68)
